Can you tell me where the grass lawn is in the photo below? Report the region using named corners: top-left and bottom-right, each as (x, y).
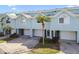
top-left (0, 40), bottom-right (7, 43)
top-left (31, 38), bottom-right (60, 54)
top-left (32, 48), bottom-right (60, 54)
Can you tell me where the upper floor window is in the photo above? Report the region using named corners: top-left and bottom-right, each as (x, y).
top-left (59, 17), bottom-right (64, 24)
top-left (6, 18), bottom-right (10, 23)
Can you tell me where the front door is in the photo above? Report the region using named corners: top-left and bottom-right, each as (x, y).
top-left (19, 29), bottom-right (24, 35)
top-left (51, 30), bottom-right (53, 39)
top-left (44, 29), bottom-right (46, 38)
top-left (51, 30), bottom-right (60, 39)
top-left (55, 31), bottom-right (60, 39)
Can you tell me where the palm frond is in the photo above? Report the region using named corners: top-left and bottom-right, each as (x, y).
top-left (36, 15), bottom-right (51, 23)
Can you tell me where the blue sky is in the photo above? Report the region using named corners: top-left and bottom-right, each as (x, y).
top-left (0, 5), bottom-right (76, 13)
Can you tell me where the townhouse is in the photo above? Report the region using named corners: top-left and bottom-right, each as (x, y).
top-left (0, 7), bottom-right (79, 43)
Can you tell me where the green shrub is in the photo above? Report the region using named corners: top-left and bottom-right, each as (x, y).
top-left (39, 37), bottom-right (59, 44)
top-left (0, 32), bottom-right (4, 37)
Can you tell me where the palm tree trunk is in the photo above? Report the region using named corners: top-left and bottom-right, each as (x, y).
top-left (42, 28), bottom-right (45, 46)
top-left (42, 23), bottom-right (45, 46)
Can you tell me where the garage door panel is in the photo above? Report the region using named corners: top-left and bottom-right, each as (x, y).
top-left (34, 30), bottom-right (42, 36)
top-left (60, 31), bottom-right (76, 40)
top-left (24, 30), bottom-right (31, 35)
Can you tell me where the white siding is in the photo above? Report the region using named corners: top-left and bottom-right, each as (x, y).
top-left (58, 13), bottom-right (70, 24)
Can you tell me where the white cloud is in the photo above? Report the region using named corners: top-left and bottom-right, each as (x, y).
top-left (74, 5), bottom-right (79, 7)
top-left (8, 5), bottom-right (16, 11)
top-left (66, 5), bottom-right (75, 7)
top-left (12, 7), bottom-right (16, 10)
top-left (66, 5), bottom-right (79, 7)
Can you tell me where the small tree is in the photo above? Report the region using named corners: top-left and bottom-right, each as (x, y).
top-left (3, 25), bottom-right (12, 35)
top-left (0, 16), bottom-right (6, 33)
top-left (36, 15), bottom-right (51, 45)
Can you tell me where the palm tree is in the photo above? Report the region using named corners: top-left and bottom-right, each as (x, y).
top-left (0, 15), bottom-right (6, 34)
top-left (36, 15), bottom-right (51, 45)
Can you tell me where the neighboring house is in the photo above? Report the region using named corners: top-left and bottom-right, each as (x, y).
top-left (0, 7), bottom-right (79, 43)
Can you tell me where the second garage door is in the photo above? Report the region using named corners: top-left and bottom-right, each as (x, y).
top-left (24, 29), bottom-right (31, 35)
top-left (34, 29), bottom-right (42, 37)
top-left (60, 31), bottom-right (76, 40)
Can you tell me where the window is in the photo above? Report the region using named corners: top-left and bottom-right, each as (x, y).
top-left (47, 30), bottom-right (50, 36)
top-left (59, 18), bottom-right (64, 23)
top-left (6, 18), bottom-right (10, 23)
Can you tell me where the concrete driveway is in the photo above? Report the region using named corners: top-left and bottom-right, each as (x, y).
top-left (0, 36), bottom-right (39, 54)
top-left (59, 40), bottom-right (79, 54)
top-left (1, 36), bottom-right (79, 54)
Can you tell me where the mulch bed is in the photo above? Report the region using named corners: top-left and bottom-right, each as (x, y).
top-left (33, 38), bottom-right (60, 50)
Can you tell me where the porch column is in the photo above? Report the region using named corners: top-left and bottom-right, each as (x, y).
top-left (11, 29), bottom-right (16, 34)
top-left (50, 30), bottom-right (52, 39)
top-left (30, 29), bottom-right (33, 37)
top-left (16, 29), bottom-right (19, 34)
top-left (53, 30), bottom-right (55, 37)
top-left (77, 31), bottom-right (79, 43)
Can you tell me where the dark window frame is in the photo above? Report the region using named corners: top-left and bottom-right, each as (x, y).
top-left (59, 17), bottom-right (64, 23)
top-left (6, 18), bottom-right (10, 23)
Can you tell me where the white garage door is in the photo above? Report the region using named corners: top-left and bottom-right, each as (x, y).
top-left (24, 29), bottom-right (31, 35)
top-left (34, 29), bottom-right (42, 36)
top-left (60, 31), bottom-right (76, 40)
